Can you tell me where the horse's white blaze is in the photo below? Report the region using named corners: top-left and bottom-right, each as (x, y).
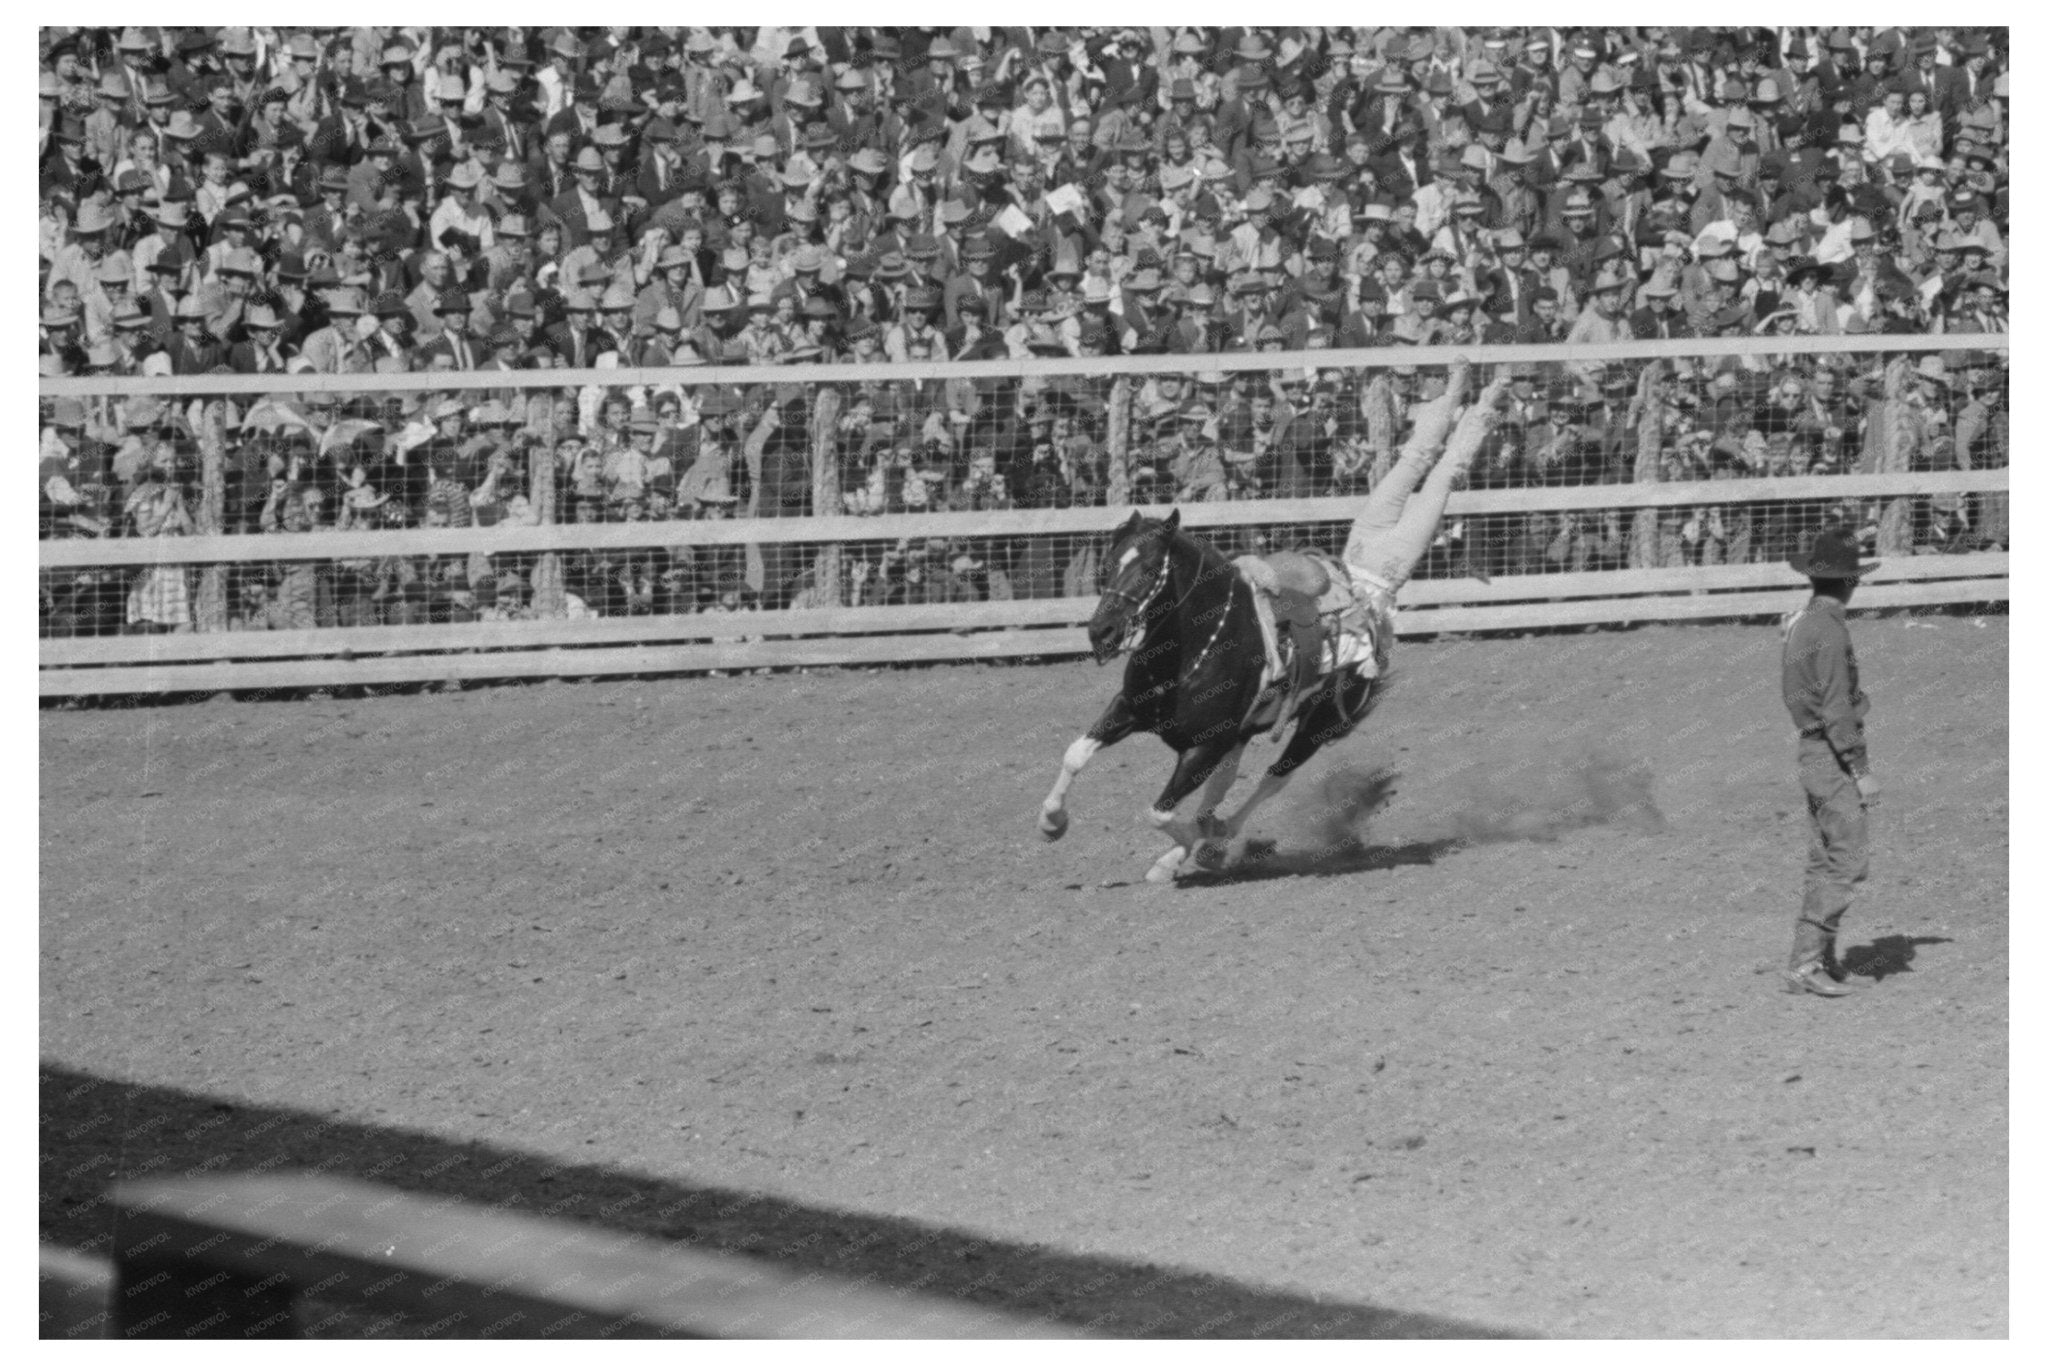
top-left (1117, 545), bottom-right (1141, 571)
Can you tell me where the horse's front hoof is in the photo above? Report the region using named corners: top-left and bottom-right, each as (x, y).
top-left (1146, 847), bottom-right (1187, 883)
top-left (1038, 808), bottom-right (1069, 842)
top-left (1191, 840), bottom-right (1229, 872)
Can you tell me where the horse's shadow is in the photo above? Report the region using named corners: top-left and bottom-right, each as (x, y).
top-left (1839, 934), bottom-right (1954, 981)
top-left (1177, 836), bottom-right (1463, 886)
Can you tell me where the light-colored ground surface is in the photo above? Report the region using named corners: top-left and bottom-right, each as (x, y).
top-left (41, 616), bottom-right (2007, 1337)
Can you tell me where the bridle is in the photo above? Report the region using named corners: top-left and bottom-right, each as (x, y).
top-left (1181, 575), bottom-right (1238, 677)
top-left (1096, 531), bottom-right (1177, 658)
top-left (1095, 526), bottom-right (1235, 666)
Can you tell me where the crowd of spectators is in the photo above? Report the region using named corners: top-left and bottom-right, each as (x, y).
top-left (37, 25), bottom-right (2010, 630)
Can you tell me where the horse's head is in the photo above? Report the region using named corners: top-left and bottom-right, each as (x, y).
top-left (1088, 509), bottom-right (1180, 665)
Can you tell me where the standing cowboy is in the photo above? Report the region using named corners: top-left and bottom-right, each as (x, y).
top-left (1778, 527), bottom-right (1882, 997)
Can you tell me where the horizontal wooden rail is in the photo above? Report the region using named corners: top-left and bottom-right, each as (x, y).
top-left (40, 553), bottom-right (2007, 672)
top-left (41, 630), bottom-right (1094, 697)
top-left (1401, 552), bottom-right (2006, 605)
top-left (40, 1245), bottom-right (116, 1341)
top-left (40, 576), bottom-right (2005, 698)
top-left (1400, 576), bottom-right (2007, 635)
top-left (106, 1175), bottom-right (1086, 1339)
top-left (38, 332), bottom-right (2007, 399)
top-left (37, 471), bottom-right (2007, 568)
top-left (39, 596), bottom-right (1096, 667)
top-left (1435, 469), bottom-right (2008, 515)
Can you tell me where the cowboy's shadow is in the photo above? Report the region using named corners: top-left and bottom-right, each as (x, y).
top-left (1839, 934), bottom-right (1955, 982)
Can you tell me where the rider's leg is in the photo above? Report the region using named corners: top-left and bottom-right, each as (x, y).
top-left (1364, 375), bottom-right (1509, 592)
top-left (1343, 362), bottom-right (1472, 572)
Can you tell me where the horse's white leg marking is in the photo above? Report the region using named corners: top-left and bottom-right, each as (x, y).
top-left (1038, 735), bottom-right (1103, 840)
top-left (1146, 844), bottom-right (1188, 883)
top-left (1146, 804), bottom-right (1201, 883)
top-left (1194, 745), bottom-right (1244, 831)
top-left (1190, 745), bottom-right (1245, 868)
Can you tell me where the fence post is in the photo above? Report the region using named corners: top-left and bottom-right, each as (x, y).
top-left (192, 399), bottom-right (228, 633)
top-left (1965, 384), bottom-right (2009, 546)
top-left (530, 390), bottom-right (566, 618)
top-left (810, 385), bottom-right (842, 605)
top-left (1871, 356), bottom-right (1918, 556)
top-left (1105, 377), bottom-right (1130, 507)
top-left (1629, 362), bottom-right (1664, 571)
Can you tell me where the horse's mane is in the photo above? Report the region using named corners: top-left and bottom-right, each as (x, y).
top-left (1170, 526), bottom-right (1239, 609)
top-left (1176, 525), bottom-right (1233, 575)
top-left (1117, 513), bottom-right (1231, 577)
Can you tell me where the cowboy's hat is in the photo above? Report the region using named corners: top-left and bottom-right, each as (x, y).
top-left (1788, 528), bottom-right (1878, 580)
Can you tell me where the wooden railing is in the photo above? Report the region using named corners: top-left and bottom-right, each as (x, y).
top-left (43, 1175), bottom-right (1088, 1339)
top-left (33, 330), bottom-right (2007, 401)
top-left (36, 545), bottom-right (2009, 698)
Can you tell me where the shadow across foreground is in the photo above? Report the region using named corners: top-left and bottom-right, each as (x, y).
top-left (41, 1063), bottom-right (1521, 1339)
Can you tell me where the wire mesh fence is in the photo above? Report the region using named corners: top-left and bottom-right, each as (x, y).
top-left (38, 339), bottom-right (2009, 647)
top-left (38, 491), bottom-right (2002, 643)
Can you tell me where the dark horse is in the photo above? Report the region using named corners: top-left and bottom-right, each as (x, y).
top-left (1038, 509), bottom-right (1383, 881)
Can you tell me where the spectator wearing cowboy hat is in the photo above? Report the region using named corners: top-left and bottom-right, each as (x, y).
top-left (296, 286), bottom-right (371, 375)
top-left (430, 160), bottom-right (496, 255)
top-left (45, 197), bottom-right (123, 303)
top-left (477, 322), bottom-right (525, 375)
top-left (675, 385), bottom-right (745, 517)
top-left (885, 283), bottom-right (950, 362)
top-left (34, 308), bottom-right (77, 389)
top-left (1627, 274), bottom-right (1692, 339)
top-left (417, 293), bottom-right (482, 370)
top-left (158, 294), bottom-right (221, 374)
top-left (342, 134), bottom-right (400, 215)
top-left (1567, 264), bottom-right (1636, 348)
top-left (543, 287), bottom-right (616, 369)
top-left (631, 239), bottom-right (704, 335)
top-left (544, 146), bottom-right (617, 248)
top-left (363, 288), bottom-right (415, 369)
top-left (227, 302), bottom-right (290, 373)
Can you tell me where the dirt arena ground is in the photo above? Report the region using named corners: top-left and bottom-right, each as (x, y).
top-left (41, 615), bottom-right (2007, 1338)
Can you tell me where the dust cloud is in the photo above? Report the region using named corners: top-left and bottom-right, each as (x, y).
top-left (1293, 765), bottom-right (1404, 849)
top-left (1287, 750), bottom-right (1664, 853)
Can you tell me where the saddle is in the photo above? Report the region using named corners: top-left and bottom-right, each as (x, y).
top-left (1234, 549), bottom-right (1381, 733)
